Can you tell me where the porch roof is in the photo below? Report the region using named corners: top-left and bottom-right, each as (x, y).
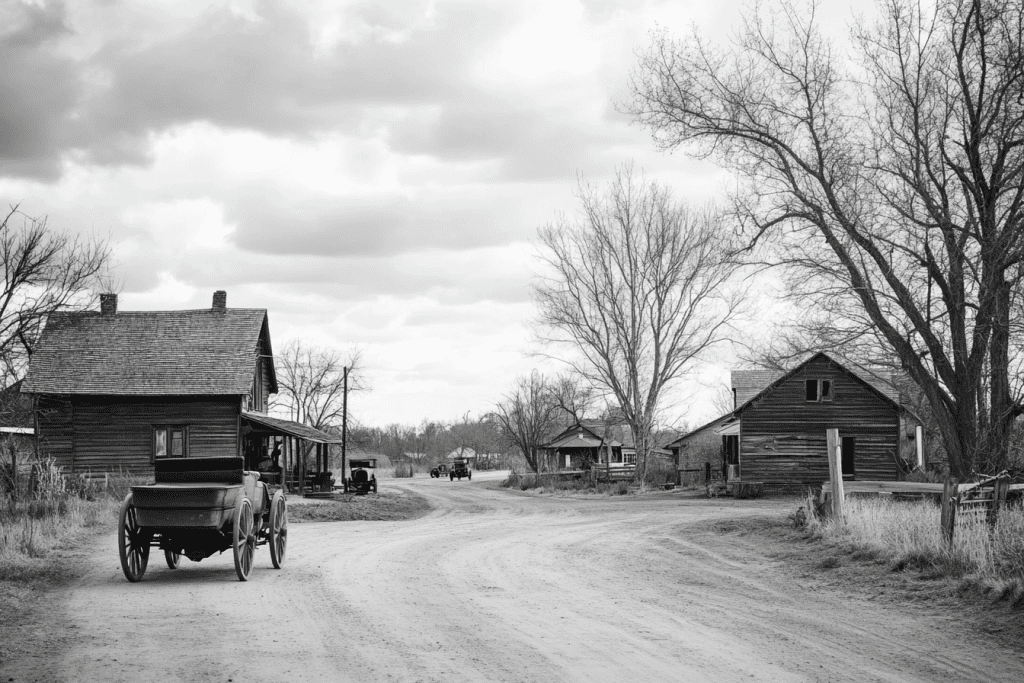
top-left (546, 432), bottom-right (604, 449)
top-left (241, 411), bottom-right (343, 444)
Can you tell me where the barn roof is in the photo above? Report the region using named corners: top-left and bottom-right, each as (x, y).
top-left (734, 351), bottom-right (901, 413)
top-left (731, 369), bottom-right (782, 406)
top-left (667, 353), bottom-right (903, 448)
top-left (22, 308), bottom-right (277, 396)
top-left (663, 414), bottom-right (735, 449)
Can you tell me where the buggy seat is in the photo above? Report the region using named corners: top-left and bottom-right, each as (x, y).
top-left (155, 457), bottom-right (245, 484)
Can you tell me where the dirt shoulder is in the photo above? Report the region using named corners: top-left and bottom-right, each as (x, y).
top-left (0, 517), bottom-right (113, 675)
top-left (690, 504), bottom-right (1024, 649)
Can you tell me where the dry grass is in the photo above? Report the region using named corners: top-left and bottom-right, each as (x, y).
top-left (288, 489), bottom-right (431, 522)
top-left (502, 472), bottom-right (632, 496)
top-left (802, 494), bottom-right (1024, 591)
top-left (0, 462), bottom-right (145, 583)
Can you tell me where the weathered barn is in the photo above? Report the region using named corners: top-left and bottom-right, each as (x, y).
top-left (21, 291), bottom-right (340, 493)
top-left (667, 352), bottom-right (918, 492)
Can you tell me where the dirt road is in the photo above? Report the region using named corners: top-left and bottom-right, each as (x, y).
top-left (5, 472), bottom-right (1023, 682)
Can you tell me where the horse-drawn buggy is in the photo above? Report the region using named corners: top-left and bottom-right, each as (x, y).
top-left (118, 456), bottom-right (287, 582)
top-left (343, 458), bottom-right (378, 494)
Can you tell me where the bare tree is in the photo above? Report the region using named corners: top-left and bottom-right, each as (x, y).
top-left (493, 371), bottom-right (562, 473)
top-left (0, 206), bottom-right (112, 383)
top-left (549, 373), bottom-right (596, 424)
top-left (272, 340), bottom-right (365, 430)
top-left (534, 167), bottom-right (744, 480)
top-left (627, 0), bottom-right (1024, 477)
top-left (710, 381), bottom-right (735, 416)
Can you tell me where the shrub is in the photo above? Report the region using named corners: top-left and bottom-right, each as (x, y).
top-left (392, 463), bottom-right (414, 478)
top-left (641, 457), bottom-right (677, 486)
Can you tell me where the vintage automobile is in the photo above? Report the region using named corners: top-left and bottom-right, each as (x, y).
top-left (344, 458), bottom-right (378, 494)
top-left (118, 456), bottom-right (286, 583)
top-left (429, 463), bottom-right (449, 479)
top-left (449, 458), bottom-right (472, 481)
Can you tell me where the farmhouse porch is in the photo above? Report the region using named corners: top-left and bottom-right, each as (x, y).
top-left (241, 411), bottom-right (343, 496)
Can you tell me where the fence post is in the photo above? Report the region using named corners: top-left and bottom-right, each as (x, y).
top-left (940, 477), bottom-right (958, 546)
top-left (990, 475), bottom-right (1010, 527)
top-left (826, 428), bottom-right (844, 520)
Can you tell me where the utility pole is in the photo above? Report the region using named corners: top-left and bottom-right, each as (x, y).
top-left (342, 366), bottom-right (349, 483)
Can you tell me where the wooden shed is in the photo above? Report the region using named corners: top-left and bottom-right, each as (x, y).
top-left (21, 291), bottom-right (341, 494)
top-left (668, 352), bottom-right (913, 493)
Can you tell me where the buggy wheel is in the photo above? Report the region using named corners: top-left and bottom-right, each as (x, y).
top-left (450, 473), bottom-right (454, 481)
top-left (468, 471), bottom-right (472, 480)
top-left (118, 493), bottom-right (150, 582)
top-left (372, 478), bottom-right (377, 493)
top-left (269, 489), bottom-right (287, 569)
top-left (164, 549), bottom-right (181, 569)
top-left (233, 497), bottom-right (256, 581)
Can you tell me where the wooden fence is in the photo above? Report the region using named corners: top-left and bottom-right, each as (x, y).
top-left (591, 462), bottom-right (636, 482)
top-left (821, 428), bottom-right (1020, 544)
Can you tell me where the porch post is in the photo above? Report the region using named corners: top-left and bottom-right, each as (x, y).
top-left (299, 437), bottom-right (306, 496)
top-left (288, 436), bottom-right (294, 494)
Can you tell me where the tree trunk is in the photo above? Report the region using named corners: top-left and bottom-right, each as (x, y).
top-left (983, 278), bottom-right (1014, 474)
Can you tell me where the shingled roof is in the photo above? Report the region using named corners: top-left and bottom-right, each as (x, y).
top-left (22, 308), bottom-right (276, 396)
top-left (733, 351), bottom-right (901, 411)
top-left (731, 369), bottom-right (781, 406)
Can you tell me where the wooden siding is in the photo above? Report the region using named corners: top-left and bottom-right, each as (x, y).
top-left (739, 355), bottom-right (899, 491)
top-left (37, 395), bottom-right (240, 474)
top-left (258, 354), bottom-right (272, 410)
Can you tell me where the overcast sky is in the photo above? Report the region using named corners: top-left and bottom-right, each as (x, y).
top-left (0, 0), bottom-right (859, 429)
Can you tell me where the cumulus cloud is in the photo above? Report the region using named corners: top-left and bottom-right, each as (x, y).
top-left (0, 0), bottom-right (754, 424)
top-left (0, 1), bottom-right (80, 178)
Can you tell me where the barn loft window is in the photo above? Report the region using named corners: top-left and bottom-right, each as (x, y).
top-left (805, 379), bottom-right (834, 402)
top-left (821, 380), bottom-right (833, 401)
top-left (154, 426), bottom-right (188, 460)
top-left (805, 379), bottom-right (818, 401)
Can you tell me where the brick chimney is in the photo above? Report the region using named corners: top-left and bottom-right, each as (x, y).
top-left (99, 293), bottom-right (118, 315)
top-left (212, 290), bottom-right (227, 310)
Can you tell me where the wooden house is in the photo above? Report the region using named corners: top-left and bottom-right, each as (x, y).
top-left (666, 352), bottom-right (916, 493)
top-left (541, 420), bottom-right (636, 471)
top-left (21, 291), bottom-right (340, 493)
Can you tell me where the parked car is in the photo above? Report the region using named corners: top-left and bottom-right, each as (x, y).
top-left (344, 458), bottom-right (378, 494)
top-left (430, 463), bottom-right (449, 479)
top-left (449, 458), bottom-right (471, 481)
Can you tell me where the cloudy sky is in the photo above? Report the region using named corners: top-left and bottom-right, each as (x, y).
top-left (0, 0), bottom-right (856, 428)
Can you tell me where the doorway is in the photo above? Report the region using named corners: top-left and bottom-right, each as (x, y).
top-left (841, 436), bottom-right (856, 479)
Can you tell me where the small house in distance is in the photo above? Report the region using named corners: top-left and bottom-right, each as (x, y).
top-left (21, 291), bottom-right (341, 493)
top-left (541, 420), bottom-right (636, 471)
top-left (666, 352), bottom-right (918, 493)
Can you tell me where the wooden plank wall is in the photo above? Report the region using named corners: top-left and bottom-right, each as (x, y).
top-left (740, 356), bottom-right (899, 492)
top-left (258, 354), bottom-right (272, 410)
top-left (37, 395), bottom-right (240, 474)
